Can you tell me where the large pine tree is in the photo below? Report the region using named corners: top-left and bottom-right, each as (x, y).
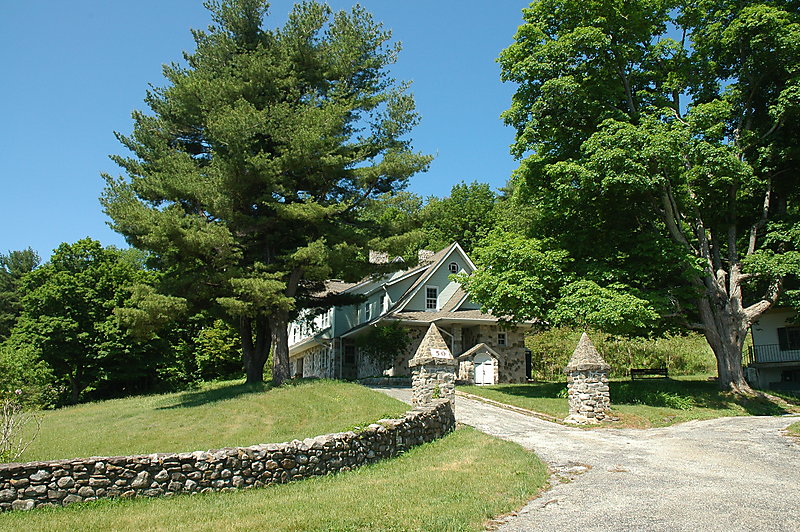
top-left (102, 0), bottom-right (431, 384)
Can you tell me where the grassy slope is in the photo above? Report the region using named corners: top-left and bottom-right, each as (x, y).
top-left (18, 379), bottom-right (408, 462)
top-left (789, 421), bottom-right (800, 437)
top-left (461, 376), bottom-right (800, 428)
top-left (0, 427), bottom-right (548, 532)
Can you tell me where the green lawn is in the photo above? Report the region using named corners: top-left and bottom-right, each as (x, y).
top-left (0, 427), bottom-right (548, 532)
top-left (461, 376), bottom-right (800, 428)
top-left (789, 421), bottom-right (800, 437)
top-left (18, 379), bottom-right (408, 462)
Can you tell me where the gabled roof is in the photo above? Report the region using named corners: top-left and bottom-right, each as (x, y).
top-left (457, 342), bottom-right (501, 361)
top-left (391, 243), bottom-right (474, 313)
top-left (440, 287), bottom-right (468, 312)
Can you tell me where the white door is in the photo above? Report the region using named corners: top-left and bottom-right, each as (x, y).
top-left (474, 353), bottom-right (495, 385)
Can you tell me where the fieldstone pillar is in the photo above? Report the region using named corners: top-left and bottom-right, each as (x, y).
top-left (409, 323), bottom-right (456, 406)
top-left (564, 333), bottom-right (611, 424)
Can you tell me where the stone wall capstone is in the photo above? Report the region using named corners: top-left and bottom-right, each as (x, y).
top-left (0, 400), bottom-right (455, 512)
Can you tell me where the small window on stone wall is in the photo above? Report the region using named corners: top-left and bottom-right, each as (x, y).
top-left (498, 332), bottom-right (506, 346)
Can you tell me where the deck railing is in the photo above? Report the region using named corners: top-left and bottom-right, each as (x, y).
top-left (752, 344), bottom-right (800, 364)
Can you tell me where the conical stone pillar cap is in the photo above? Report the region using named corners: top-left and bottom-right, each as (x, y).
top-left (409, 323), bottom-right (454, 367)
top-left (564, 332), bottom-right (610, 372)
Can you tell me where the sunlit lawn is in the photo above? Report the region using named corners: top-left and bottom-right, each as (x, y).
top-left (461, 375), bottom-right (800, 428)
top-left (18, 379), bottom-right (408, 462)
top-left (0, 427), bottom-right (548, 532)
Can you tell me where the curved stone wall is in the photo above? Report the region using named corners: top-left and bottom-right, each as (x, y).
top-left (0, 399), bottom-right (454, 512)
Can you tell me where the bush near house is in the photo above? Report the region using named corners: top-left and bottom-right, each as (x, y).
top-left (526, 328), bottom-right (717, 381)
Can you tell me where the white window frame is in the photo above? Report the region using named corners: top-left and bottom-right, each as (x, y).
top-left (366, 300), bottom-right (372, 321)
top-left (448, 261), bottom-right (459, 273)
top-left (498, 332), bottom-right (507, 346)
top-left (425, 285), bottom-right (439, 311)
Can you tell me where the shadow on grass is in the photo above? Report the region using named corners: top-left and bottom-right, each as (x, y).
top-left (158, 381), bottom-right (273, 410)
top-left (483, 379), bottom-right (794, 415)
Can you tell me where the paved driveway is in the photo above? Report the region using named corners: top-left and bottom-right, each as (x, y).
top-left (374, 387), bottom-right (800, 532)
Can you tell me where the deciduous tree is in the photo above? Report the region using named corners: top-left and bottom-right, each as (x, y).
top-left (498, 0), bottom-right (800, 392)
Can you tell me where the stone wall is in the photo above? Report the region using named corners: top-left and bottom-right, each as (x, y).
top-left (563, 333), bottom-right (611, 424)
top-left (565, 370), bottom-right (611, 423)
top-left (410, 364), bottom-right (456, 405)
top-left (298, 345), bottom-right (336, 379)
top-left (0, 400), bottom-right (455, 512)
top-left (462, 325), bottom-right (527, 383)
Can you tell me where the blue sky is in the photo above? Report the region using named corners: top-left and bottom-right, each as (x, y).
top-left (0, 1), bottom-right (528, 260)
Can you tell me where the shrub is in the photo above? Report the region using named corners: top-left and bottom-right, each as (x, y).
top-left (1, 389), bottom-right (42, 463)
top-left (612, 383), bottom-right (695, 410)
top-left (194, 319), bottom-right (243, 381)
top-left (0, 343), bottom-right (57, 407)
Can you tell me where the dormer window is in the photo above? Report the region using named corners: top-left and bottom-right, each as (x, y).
top-left (448, 261), bottom-right (458, 273)
top-left (425, 286), bottom-right (438, 311)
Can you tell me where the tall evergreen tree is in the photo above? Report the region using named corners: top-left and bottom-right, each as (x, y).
top-left (102, 0), bottom-right (431, 384)
top-left (0, 248), bottom-right (40, 340)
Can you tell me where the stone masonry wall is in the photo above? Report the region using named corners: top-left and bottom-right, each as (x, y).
top-left (566, 370), bottom-right (611, 422)
top-left (411, 364), bottom-right (456, 405)
top-left (0, 400), bottom-right (455, 512)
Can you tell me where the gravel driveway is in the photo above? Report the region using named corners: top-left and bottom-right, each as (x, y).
top-left (374, 387), bottom-right (800, 532)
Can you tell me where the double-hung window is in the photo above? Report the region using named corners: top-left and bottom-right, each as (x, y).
top-left (425, 286), bottom-right (438, 311)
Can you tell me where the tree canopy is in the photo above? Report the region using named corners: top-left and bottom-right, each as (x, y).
top-left (102, 0), bottom-right (431, 384)
top-left (0, 248), bottom-right (40, 341)
top-left (12, 239), bottom-right (145, 403)
top-left (491, 0), bottom-right (800, 391)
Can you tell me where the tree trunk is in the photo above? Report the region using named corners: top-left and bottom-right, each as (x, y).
top-left (68, 367), bottom-right (83, 404)
top-left (241, 316), bottom-right (271, 384)
top-left (270, 310), bottom-right (291, 386)
top-left (697, 298), bottom-right (754, 394)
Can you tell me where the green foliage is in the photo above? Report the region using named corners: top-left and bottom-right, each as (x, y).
top-left (498, 0), bottom-right (800, 386)
top-left (356, 322), bottom-right (410, 370)
top-left (611, 384), bottom-right (695, 410)
top-left (115, 284), bottom-right (188, 340)
top-left (102, 0), bottom-right (432, 384)
top-left (12, 239), bottom-right (146, 403)
top-left (551, 280), bottom-right (660, 337)
top-left (0, 343), bottom-right (57, 408)
top-left (420, 181), bottom-right (499, 253)
top-left (526, 328), bottom-right (716, 381)
top-left (0, 248), bottom-right (40, 340)
top-left (455, 231), bottom-right (570, 323)
top-left (194, 319), bottom-right (245, 381)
